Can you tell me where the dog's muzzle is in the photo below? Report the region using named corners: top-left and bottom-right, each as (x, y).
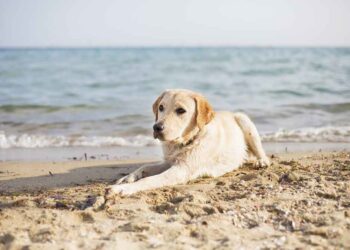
top-left (153, 122), bottom-right (164, 139)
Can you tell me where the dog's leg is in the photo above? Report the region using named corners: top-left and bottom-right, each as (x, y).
top-left (234, 113), bottom-right (270, 167)
top-left (116, 162), bottom-right (171, 184)
top-left (109, 164), bottom-right (190, 195)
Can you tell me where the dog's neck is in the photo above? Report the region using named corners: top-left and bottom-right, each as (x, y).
top-left (162, 126), bottom-right (204, 162)
top-left (179, 126), bottom-right (201, 147)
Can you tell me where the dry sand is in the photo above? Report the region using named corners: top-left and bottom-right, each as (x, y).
top-left (0, 151), bottom-right (350, 249)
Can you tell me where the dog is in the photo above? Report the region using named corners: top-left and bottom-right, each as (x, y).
top-left (108, 89), bottom-right (270, 195)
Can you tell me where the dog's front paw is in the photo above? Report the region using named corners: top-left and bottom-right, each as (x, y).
top-left (107, 184), bottom-right (138, 196)
top-left (255, 157), bottom-right (270, 167)
top-left (116, 170), bottom-right (143, 184)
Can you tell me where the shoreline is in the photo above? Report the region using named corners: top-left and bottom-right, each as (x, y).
top-left (1, 142), bottom-right (350, 162)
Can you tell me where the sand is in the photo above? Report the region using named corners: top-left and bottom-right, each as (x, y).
top-left (0, 151), bottom-right (350, 249)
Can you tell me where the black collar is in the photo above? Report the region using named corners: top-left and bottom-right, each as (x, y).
top-left (180, 137), bottom-right (195, 148)
top-left (178, 129), bottom-right (202, 149)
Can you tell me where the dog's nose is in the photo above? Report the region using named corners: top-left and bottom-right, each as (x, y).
top-left (153, 123), bottom-right (164, 133)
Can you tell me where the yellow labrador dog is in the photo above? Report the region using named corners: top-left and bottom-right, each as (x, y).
top-left (108, 89), bottom-right (270, 195)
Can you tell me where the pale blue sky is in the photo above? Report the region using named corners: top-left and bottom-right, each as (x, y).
top-left (1, 0), bottom-right (349, 47)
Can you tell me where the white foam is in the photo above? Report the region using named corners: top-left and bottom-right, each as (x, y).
top-left (1, 126), bottom-right (350, 149)
top-left (0, 131), bottom-right (160, 149)
top-left (262, 126), bottom-right (350, 142)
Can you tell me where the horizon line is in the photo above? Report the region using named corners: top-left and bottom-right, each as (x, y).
top-left (1, 44), bottom-right (350, 50)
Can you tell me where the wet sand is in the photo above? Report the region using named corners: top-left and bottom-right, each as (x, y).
top-left (0, 151), bottom-right (350, 249)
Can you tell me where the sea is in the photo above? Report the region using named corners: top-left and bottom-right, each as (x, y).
top-left (0, 47), bottom-right (350, 156)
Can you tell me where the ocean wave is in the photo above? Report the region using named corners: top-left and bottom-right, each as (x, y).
top-left (1, 126), bottom-right (349, 149)
top-left (290, 102), bottom-right (350, 113)
top-left (267, 89), bottom-right (309, 97)
top-left (262, 126), bottom-right (350, 142)
top-left (240, 67), bottom-right (295, 76)
top-left (0, 132), bottom-right (159, 149)
top-left (0, 104), bottom-right (97, 113)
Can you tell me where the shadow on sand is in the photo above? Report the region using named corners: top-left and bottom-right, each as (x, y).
top-left (0, 161), bottom-right (158, 194)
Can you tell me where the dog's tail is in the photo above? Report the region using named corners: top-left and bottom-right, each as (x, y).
top-left (234, 112), bottom-right (270, 166)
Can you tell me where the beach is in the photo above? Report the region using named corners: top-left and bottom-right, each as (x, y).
top-left (1, 47), bottom-right (350, 249)
top-left (1, 148), bottom-right (349, 249)
top-left (1, 0), bottom-right (350, 247)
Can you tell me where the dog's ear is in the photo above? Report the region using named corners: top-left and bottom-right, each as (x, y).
top-left (152, 92), bottom-right (166, 121)
top-left (193, 94), bottom-right (214, 129)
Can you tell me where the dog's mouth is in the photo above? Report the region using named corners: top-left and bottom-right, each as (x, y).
top-left (153, 131), bottom-right (165, 140)
top-left (154, 132), bottom-right (183, 143)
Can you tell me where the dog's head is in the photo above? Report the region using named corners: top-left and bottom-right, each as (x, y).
top-left (152, 89), bottom-right (214, 143)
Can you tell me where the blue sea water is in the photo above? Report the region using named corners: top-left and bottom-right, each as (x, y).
top-left (0, 47), bottom-right (350, 148)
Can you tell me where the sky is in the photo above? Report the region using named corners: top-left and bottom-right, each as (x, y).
top-left (0, 0), bottom-right (350, 47)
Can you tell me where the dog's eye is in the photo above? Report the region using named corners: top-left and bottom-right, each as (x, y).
top-left (159, 105), bottom-right (164, 112)
top-left (175, 108), bottom-right (186, 115)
